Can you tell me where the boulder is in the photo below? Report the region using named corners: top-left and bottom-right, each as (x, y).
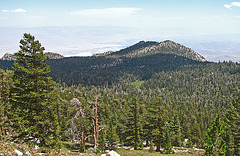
top-left (107, 150), bottom-right (120, 156)
top-left (14, 149), bottom-right (23, 156)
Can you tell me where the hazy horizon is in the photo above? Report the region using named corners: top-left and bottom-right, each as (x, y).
top-left (1, 0), bottom-right (240, 62)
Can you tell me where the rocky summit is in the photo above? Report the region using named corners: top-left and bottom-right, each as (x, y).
top-left (120, 40), bottom-right (206, 62)
top-left (1, 52), bottom-right (64, 60)
top-left (1, 53), bottom-right (16, 61)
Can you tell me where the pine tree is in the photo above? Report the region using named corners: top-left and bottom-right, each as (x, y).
top-left (205, 115), bottom-right (225, 156)
top-left (225, 93), bottom-right (240, 155)
top-left (191, 123), bottom-right (203, 147)
top-left (163, 124), bottom-right (173, 154)
top-left (223, 129), bottom-right (234, 156)
top-left (106, 122), bottom-right (119, 150)
top-left (133, 97), bottom-right (139, 150)
top-left (186, 138), bottom-right (193, 148)
top-left (149, 140), bottom-right (154, 152)
top-left (0, 69), bottom-right (12, 138)
top-left (9, 33), bottom-right (59, 148)
top-left (147, 97), bottom-right (168, 152)
top-left (169, 115), bottom-right (182, 147)
top-left (124, 96), bottom-right (141, 149)
top-left (98, 129), bottom-right (106, 153)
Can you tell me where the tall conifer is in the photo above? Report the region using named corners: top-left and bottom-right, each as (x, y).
top-left (147, 97), bottom-right (168, 152)
top-left (0, 69), bottom-right (12, 137)
top-left (205, 115), bottom-right (225, 156)
top-left (225, 93), bottom-right (240, 155)
top-left (9, 33), bottom-right (59, 148)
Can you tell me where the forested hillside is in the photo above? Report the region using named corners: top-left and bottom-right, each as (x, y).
top-left (1, 35), bottom-right (240, 155)
top-left (0, 40), bottom-right (206, 86)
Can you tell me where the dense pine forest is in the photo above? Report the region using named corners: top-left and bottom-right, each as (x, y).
top-left (0, 33), bottom-right (240, 155)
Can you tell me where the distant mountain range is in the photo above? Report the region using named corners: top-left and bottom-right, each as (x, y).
top-left (1, 40), bottom-right (207, 86)
top-left (1, 40), bottom-right (206, 62)
top-left (1, 27), bottom-right (240, 62)
top-left (1, 52), bottom-right (64, 61)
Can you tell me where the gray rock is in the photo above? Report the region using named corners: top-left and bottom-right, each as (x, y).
top-left (14, 149), bottom-right (23, 156)
top-left (107, 150), bottom-right (120, 156)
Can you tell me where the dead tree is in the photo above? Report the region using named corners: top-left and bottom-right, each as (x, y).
top-left (65, 98), bottom-right (85, 146)
top-left (90, 95), bottom-right (100, 150)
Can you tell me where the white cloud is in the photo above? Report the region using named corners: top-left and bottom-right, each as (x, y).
top-left (11, 8), bottom-right (26, 13)
top-left (232, 2), bottom-right (240, 7)
top-left (2, 8), bottom-right (26, 13)
top-left (224, 2), bottom-right (240, 9)
top-left (224, 4), bottom-right (232, 9)
top-left (69, 8), bottom-right (141, 17)
top-left (2, 10), bottom-right (10, 12)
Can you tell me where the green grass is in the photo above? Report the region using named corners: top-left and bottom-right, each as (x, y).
top-left (0, 140), bottom-right (204, 156)
top-left (131, 80), bottom-right (145, 88)
top-left (61, 141), bottom-right (79, 151)
top-left (114, 148), bottom-right (204, 156)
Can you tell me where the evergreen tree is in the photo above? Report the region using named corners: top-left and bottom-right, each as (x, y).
top-left (106, 122), bottom-right (119, 150)
top-left (223, 129), bottom-right (234, 156)
top-left (163, 124), bottom-right (173, 154)
top-left (149, 140), bottom-right (154, 152)
top-left (98, 129), bottom-right (106, 153)
top-left (186, 138), bottom-right (193, 148)
top-left (205, 115), bottom-right (225, 156)
top-left (225, 93), bottom-right (240, 155)
top-left (124, 96), bottom-right (141, 149)
top-left (169, 115), bottom-right (182, 147)
top-left (0, 69), bottom-right (12, 138)
top-left (9, 33), bottom-right (59, 148)
top-left (191, 123), bottom-right (203, 147)
top-left (147, 97), bottom-right (168, 152)
top-left (133, 97), bottom-right (140, 150)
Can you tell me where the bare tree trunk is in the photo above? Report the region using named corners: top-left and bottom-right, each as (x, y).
top-left (92, 117), bottom-right (97, 149)
top-left (146, 138), bottom-right (149, 147)
top-left (81, 128), bottom-right (85, 145)
top-left (0, 116), bottom-right (6, 136)
top-left (95, 96), bottom-right (99, 148)
top-left (79, 108), bottom-right (85, 145)
top-left (91, 95), bottom-right (100, 150)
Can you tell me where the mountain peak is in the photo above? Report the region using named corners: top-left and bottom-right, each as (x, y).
top-left (124, 40), bottom-right (207, 62)
top-left (109, 40), bottom-right (158, 56)
top-left (1, 53), bottom-right (16, 61)
top-left (158, 40), bottom-right (207, 62)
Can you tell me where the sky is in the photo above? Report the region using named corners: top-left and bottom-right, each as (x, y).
top-left (0, 0), bottom-right (240, 61)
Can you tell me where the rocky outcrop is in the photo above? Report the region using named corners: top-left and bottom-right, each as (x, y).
top-left (101, 150), bottom-right (120, 156)
top-left (94, 51), bottom-right (114, 57)
top-left (124, 40), bottom-right (207, 62)
top-left (45, 52), bottom-right (64, 59)
top-left (1, 53), bottom-right (16, 61)
top-left (1, 52), bottom-right (64, 60)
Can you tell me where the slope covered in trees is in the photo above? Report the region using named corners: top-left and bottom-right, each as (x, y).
top-left (1, 35), bottom-right (240, 155)
top-left (0, 40), bottom-right (207, 86)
